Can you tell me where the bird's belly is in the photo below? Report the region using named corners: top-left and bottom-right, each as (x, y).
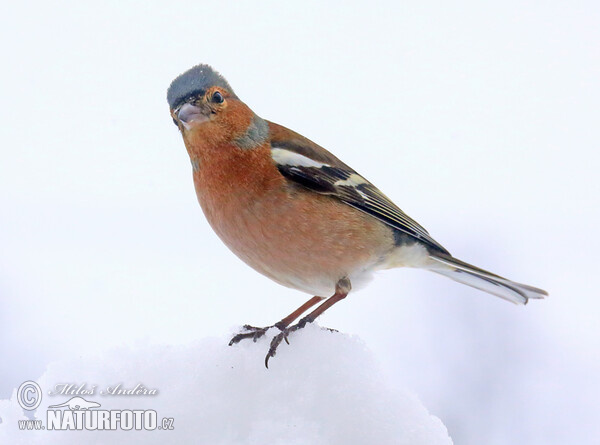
top-left (198, 186), bottom-right (395, 296)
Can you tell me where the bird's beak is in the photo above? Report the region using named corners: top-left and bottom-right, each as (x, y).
top-left (175, 103), bottom-right (210, 130)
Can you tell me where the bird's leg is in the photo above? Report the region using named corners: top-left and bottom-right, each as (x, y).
top-left (273, 296), bottom-right (325, 330)
top-left (265, 278), bottom-right (351, 368)
top-left (228, 296), bottom-right (324, 346)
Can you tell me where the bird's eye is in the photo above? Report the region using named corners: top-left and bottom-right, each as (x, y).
top-left (212, 91), bottom-right (224, 104)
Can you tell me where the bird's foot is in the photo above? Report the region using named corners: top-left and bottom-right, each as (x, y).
top-left (228, 324), bottom-right (273, 346)
top-left (264, 317), bottom-right (335, 368)
top-left (230, 320), bottom-right (338, 367)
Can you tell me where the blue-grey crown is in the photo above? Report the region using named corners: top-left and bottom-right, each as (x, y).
top-left (167, 64), bottom-right (236, 109)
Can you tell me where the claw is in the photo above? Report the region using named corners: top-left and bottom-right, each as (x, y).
top-left (242, 324), bottom-right (262, 331)
top-left (263, 322), bottom-right (307, 368)
top-left (265, 331), bottom-right (288, 368)
top-left (228, 325), bottom-right (270, 346)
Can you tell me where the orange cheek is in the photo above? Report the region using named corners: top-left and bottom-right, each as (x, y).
top-left (183, 103), bottom-right (256, 156)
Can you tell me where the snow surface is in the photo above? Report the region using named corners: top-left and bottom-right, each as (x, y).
top-left (0, 325), bottom-right (452, 445)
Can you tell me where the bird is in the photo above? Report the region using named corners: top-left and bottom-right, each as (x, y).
top-left (167, 64), bottom-right (547, 367)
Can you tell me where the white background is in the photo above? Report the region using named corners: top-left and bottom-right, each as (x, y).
top-left (1, 1), bottom-right (599, 444)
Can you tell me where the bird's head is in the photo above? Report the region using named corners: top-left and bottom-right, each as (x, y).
top-left (167, 64), bottom-right (268, 150)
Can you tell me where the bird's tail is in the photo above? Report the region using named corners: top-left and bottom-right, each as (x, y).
top-left (427, 253), bottom-right (548, 305)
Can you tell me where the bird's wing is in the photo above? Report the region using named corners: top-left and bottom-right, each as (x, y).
top-left (268, 121), bottom-right (449, 254)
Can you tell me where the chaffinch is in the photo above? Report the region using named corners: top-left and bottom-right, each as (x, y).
top-left (167, 64), bottom-right (547, 367)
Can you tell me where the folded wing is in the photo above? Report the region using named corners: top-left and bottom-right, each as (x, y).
top-left (268, 121), bottom-right (449, 254)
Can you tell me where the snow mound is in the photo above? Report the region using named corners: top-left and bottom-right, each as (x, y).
top-left (0, 325), bottom-right (452, 444)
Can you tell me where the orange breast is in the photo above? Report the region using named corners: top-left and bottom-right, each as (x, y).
top-left (191, 142), bottom-right (395, 296)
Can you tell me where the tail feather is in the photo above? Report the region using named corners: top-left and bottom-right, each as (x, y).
top-left (428, 253), bottom-right (548, 305)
